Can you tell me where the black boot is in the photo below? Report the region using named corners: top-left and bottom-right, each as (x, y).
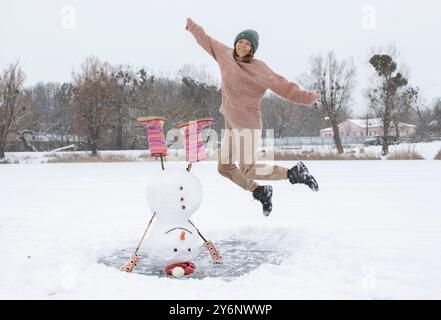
top-left (288, 161), bottom-right (319, 191)
top-left (252, 185), bottom-right (273, 217)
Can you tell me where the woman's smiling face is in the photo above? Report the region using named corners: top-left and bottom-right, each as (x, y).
top-left (235, 38), bottom-right (253, 58)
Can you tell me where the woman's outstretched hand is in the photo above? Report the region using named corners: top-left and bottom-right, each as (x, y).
top-left (186, 18), bottom-right (193, 31)
top-left (310, 92), bottom-right (322, 108)
top-left (311, 92), bottom-right (321, 102)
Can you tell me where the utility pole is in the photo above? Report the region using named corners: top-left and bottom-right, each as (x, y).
top-left (365, 113), bottom-right (369, 137)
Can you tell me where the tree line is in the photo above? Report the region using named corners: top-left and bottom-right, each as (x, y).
top-left (1, 47), bottom-right (440, 158)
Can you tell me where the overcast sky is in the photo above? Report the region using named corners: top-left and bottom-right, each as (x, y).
top-left (1, 0), bottom-right (440, 115)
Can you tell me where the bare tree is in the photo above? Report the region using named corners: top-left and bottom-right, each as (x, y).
top-left (29, 82), bottom-right (58, 130)
top-left (72, 56), bottom-right (115, 156)
top-left (53, 82), bottom-right (76, 142)
top-left (0, 62), bottom-right (25, 159)
top-left (178, 64), bottom-right (218, 87)
top-left (176, 65), bottom-right (222, 131)
top-left (109, 65), bottom-right (147, 150)
top-left (262, 95), bottom-right (296, 138)
top-left (394, 86), bottom-right (427, 141)
top-left (367, 53), bottom-right (408, 154)
top-left (14, 82), bottom-right (73, 151)
top-left (394, 86), bottom-right (418, 129)
top-left (301, 51), bottom-right (356, 154)
top-left (180, 76), bottom-right (221, 122)
top-left (407, 92), bottom-right (433, 142)
top-left (130, 72), bottom-right (157, 149)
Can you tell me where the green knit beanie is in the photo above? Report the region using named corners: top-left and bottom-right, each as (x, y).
top-left (234, 29), bottom-right (259, 54)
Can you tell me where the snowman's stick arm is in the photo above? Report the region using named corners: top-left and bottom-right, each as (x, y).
top-left (133, 212), bottom-right (156, 255)
top-left (188, 220), bottom-right (223, 263)
top-left (121, 212), bottom-right (156, 272)
top-left (188, 219), bottom-right (207, 242)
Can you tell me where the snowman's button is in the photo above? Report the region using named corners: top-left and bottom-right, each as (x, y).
top-left (182, 205), bottom-right (186, 210)
top-left (179, 186), bottom-right (183, 190)
top-left (180, 198), bottom-right (184, 201)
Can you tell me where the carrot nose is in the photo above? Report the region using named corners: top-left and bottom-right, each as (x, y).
top-left (180, 230), bottom-right (186, 241)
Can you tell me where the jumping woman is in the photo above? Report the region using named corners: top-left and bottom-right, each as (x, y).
top-left (186, 18), bottom-right (320, 216)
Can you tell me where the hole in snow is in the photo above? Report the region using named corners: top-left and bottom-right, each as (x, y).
top-left (99, 238), bottom-right (291, 281)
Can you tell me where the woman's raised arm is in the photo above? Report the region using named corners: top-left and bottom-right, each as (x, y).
top-left (264, 63), bottom-right (320, 106)
top-left (186, 18), bottom-right (230, 62)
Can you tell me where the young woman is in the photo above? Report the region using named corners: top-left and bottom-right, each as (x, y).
top-left (186, 18), bottom-right (320, 216)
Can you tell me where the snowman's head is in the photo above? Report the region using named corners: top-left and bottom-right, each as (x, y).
top-left (148, 226), bottom-right (200, 264)
top-left (146, 167), bottom-right (203, 223)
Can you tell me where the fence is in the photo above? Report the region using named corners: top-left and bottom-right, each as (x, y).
top-left (265, 136), bottom-right (366, 148)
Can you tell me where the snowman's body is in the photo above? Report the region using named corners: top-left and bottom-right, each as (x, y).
top-left (145, 167), bottom-right (204, 276)
top-left (146, 167), bottom-right (202, 223)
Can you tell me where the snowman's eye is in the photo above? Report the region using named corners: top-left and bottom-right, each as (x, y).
top-left (174, 248), bottom-right (178, 252)
top-left (188, 248), bottom-right (191, 252)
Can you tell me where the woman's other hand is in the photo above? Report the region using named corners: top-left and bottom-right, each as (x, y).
top-left (311, 92), bottom-right (321, 102)
top-left (186, 18), bottom-right (193, 31)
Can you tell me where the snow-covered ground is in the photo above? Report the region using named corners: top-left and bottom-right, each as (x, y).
top-left (1, 158), bottom-right (440, 299)
top-left (2, 141), bottom-right (441, 164)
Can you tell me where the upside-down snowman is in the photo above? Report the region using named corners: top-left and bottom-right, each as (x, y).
top-left (121, 117), bottom-right (222, 277)
top-left (144, 167), bottom-right (203, 276)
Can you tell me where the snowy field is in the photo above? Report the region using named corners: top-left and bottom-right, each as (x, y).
top-left (1, 158), bottom-right (440, 300)
top-left (2, 141), bottom-right (441, 164)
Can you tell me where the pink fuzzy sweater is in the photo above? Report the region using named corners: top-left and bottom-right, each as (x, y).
top-left (187, 20), bottom-right (319, 129)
